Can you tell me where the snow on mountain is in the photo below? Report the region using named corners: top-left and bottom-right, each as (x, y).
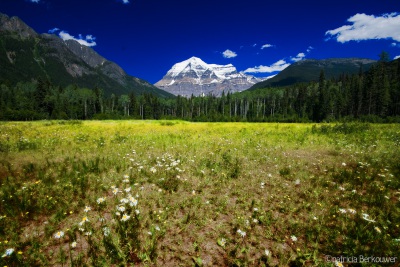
top-left (155, 56), bottom-right (266, 97)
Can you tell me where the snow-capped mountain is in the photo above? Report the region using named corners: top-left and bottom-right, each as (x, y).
top-left (155, 57), bottom-right (265, 97)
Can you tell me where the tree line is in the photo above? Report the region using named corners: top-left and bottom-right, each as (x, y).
top-left (1, 58), bottom-right (399, 122)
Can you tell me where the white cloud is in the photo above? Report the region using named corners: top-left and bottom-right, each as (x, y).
top-left (244, 59), bottom-right (290, 73)
top-left (307, 46), bottom-right (314, 52)
top-left (291, 52), bottom-right (306, 62)
top-left (261, 44), bottom-right (273, 49)
top-left (326, 13), bottom-right (400, 43)
top-left (48, 28), bottom-right (60, 34)
top-left (122, 0), bottom-right (130, 4)
top-left (59, 31), bottom-right (97, 47)
top-left (222, 49), bottom-right (237, 58)
top-left (29, 0), bottom-right (40, 3)
top-left (395, 55), bottom-right (400, 60)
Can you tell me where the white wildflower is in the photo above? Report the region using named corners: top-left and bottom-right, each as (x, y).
top-left (54, 231), bottom-right (64, 239)
top-left (121, 213), bottom-right (130, 222)
top-left (362, 213), bottom-right (376, 223)
top-left (2, 248), bottom-right (14, 257)
top-left (237, 229), bottom-right (246, 237)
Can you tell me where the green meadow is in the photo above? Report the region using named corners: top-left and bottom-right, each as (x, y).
top-left (0, 121), bottom-right (399, 266)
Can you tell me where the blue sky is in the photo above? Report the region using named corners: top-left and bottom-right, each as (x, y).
top-left (1, 0), bottom-right (400, 84)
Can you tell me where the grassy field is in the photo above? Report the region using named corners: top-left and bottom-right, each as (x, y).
top-left (0, 120), bottom-right (399, 266)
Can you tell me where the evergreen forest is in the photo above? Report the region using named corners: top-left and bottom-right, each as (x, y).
top-left (1, 58), bottom-right (399, 122)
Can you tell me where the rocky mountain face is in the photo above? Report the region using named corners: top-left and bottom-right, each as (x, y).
top-left (155, 57), bottom-right (265, 97)
top-left (249, 58), bottom-right (377, 90)
top-left (0, 13), bottom-right (172, 97)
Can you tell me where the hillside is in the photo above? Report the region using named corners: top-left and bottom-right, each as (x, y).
top-left (249, 58), bottom-right (377, 90)
top-left (0, 13), bottom-right (172, 98)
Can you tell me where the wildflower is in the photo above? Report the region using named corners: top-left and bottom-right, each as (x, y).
top-left (2, 248), bottom-right (14, 257)
top-left (265, 249), bottom-right (271, 257)
top-left (342, 162), bottom-right (346, 167)
top-left (103, 227), bottom-right (110, 237)
top-left (237, 229), bottom-right (246, 238)
top-left (155, 225), bottom-right (160, 231)
top-left (121, 214), bottom-right (130, 222)
top-left (335, 261), bottom-right (344, 267)
top-left (218, 238), bottom-right (226, 247)
top-left (123, 174), bottom-right (129, 179)
top-left (79, 216), bottom-right (89, 226)
top-left (117, 205), bottom-right (126, 212)
top-left (338, 186), bottom-right (345, 191)
top-left (351, 189), bottom-right (357, 194)
top-left (112, 187), bottom-right (119, 195)
top-left (84, 206), bottom-right (91, 212)
top-left (339, 208), bottom-right (347, 214)
top-left (71, 241), bottom-right (77, 248)
top-left (374, 227), bottom-right (382, 234)
top-left (115, 212), bottom-right (121, 216)
top-left (290, 235), bottom-right (297, 242)
top-left (97, 197), bottom-right (105, 204)
top-left (120, 198), bottom-right (129, 204)
top-left (124, 187), bottom-right (131, 193)
top-left (128, 196), bottom-right (138, 207)
top-left (54, 231), bottom-right (64, 239)
top-left (135, 209), bottom-right (140, 215)
top-left (348, 209), bottom-right (356, 214)
top-left (294, 179), bottom-right (300, 186)
top-left (84, 231), bottom-right (92, 236)
top-left (253, 218), bottom-right (259, 223)
top-left (150, 167), bottom-right (157, 173)
top-left (362, 213), bottom-right (376, 223)
top-left (122, 178), bottom-right (129, 183)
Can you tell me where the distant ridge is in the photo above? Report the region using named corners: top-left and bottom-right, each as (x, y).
top-left (0, 12), bottom-right (172, 97)
top-left (249, 58), bottom-right (377, 90)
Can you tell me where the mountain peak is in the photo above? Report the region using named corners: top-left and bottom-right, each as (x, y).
top-left (155, 57), bottom-right (264, 96)
top-left (0, 13), bottom-right (37, 38)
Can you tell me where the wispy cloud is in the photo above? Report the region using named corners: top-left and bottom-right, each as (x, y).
top-left (244, 59), bottom-right (290, 73)
top-left (48, 28), bottom-right (60, 34)
top-left (291, 52), bottom-right (306, 62)
top-left (121, 0), bottom-right (130, 4)
top-left (261, 44), bottom-right (273, 49)
top-left (326, 13), bottom-right (400, 43)
top-left (307, 46), bottom-right (314, 52)
top-left (29, 0), bottom-right (40, 3)
top-left (59, 31), bottom-right (97, 47)
top-left (395, 55), bottom-right (400, 60)
top-left (222, 49), bottom-right (237, 58)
